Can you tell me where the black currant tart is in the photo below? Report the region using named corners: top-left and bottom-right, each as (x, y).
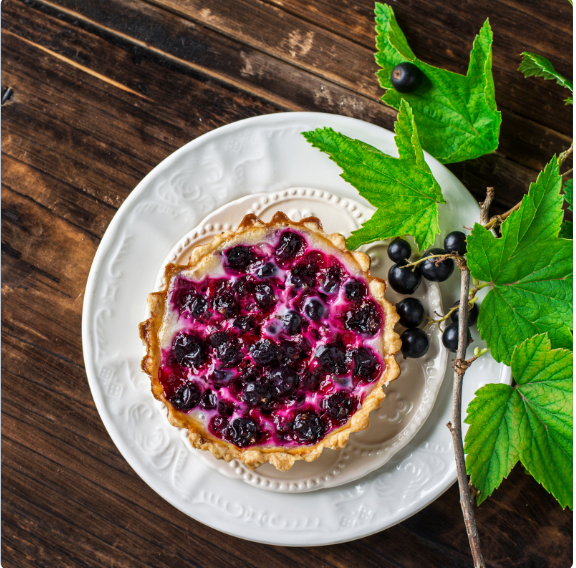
top-left (139, 212), bottom-right (401, 471)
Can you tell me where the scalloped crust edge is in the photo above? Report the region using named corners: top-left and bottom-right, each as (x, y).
top-left (139, 212), bottom-right (402, 472)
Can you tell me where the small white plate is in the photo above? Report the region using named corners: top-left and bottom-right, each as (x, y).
top-left (82, 112), bottom-right (511, 546)
top-left (154, 189), bottom-right (447, 493)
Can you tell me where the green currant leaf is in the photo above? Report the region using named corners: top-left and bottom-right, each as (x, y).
top-left (467, 158), bottom-right (573, 364)
top-left (302, 100), bottom-right (444, 251)
top-left (563, 178), bottom-right (573, 211)
top-left (374, 3), bottom-right (501, 164)
top-left (519, 52), bottom-right (574, 98)
top-left (465, 334), bottom-right (573, 508)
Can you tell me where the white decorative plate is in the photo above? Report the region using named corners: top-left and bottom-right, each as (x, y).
top-left (153, 189), bottom-right (447, 493)
top-left (82, 112), bottom-right (512, 545)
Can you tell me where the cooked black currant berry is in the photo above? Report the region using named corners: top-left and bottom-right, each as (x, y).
top-left (233, 315), bottom-right (254, 333)
top-left (300, 370), bottom-right (322, 392)
top-left (251, 339), bottom-right (280, 366)
top-left (190, 295), bottom-right (208, 317)
top-left (218, 399), bottom-right (235, 417)
top-left (444, 231), bottom-right (467, 255)
top-left (170, 383), bottom-right (201, 411)
top-left (243, 381), bottom-right (272, 406)
top-left (210, 368), bottom-right (234, 389)
top-left (315, 342), bottom-right (347, 375)
top-left (270, 367), bottom-right (298, 396)
top-left (390, 62), bottom-right (423, 93)
top-left (442, 323), bottom-right (472, 353)
top-left (200, 389), bottom-right (218, 410)
top-left (419, 248), bottom-right (455, 282)
top-left (172, 333), bottom-right (207, 367)
top-left (210, 332), bottom-right (242, 365)
top-left (228, 417), bottom-right (260, 447)
top-left (400, 328), bottom-right (429, 358)
top-left (344, 300), bottom-right (383, 336)
top-left (254, 282), bottom-right (276, 308)
top-left (290, 257), bottom-right (318, 288)
top-left (322, 265), bottom-right (342, 294)
top-left (255, 262), bottom-right (277, 278)
top-left (213, 291), bottom-right (239, 318)
top-left (225, 245), bottom-right (253, 270)
top-left (352, 347), bottom-right (380, 381)
top-left (325, 393), bottom-right (353, 420)
top-left (387, 238), bottom-right (412, 263)
top-left (275, 231), bottom-right (305, 261)
top-left (292, 411), bottom-right (324, 443)
top-left (396, 297), bottom-right (425, 328)
top-left (344, 279), bottom-right (366, 301)
top-left (388, 260), bottom-right (421, 294)
top-left (450, 300), bottom-right (479, 327)
top-left (305, 298), bottom-right (325, 321)
top-left (209, 415), bottom-right (228, 436)
top-left (283, 310), bottom-right (302, 335)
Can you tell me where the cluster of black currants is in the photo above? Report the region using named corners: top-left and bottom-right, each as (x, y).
top-left (387, 231), bottom-right (476, 358)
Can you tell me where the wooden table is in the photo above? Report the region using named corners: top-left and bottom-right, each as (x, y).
top-left (2, 0), bottom-right (572, 566)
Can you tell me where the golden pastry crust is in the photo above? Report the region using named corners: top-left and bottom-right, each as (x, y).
top-left (139, 212), bottom-right (401, 471)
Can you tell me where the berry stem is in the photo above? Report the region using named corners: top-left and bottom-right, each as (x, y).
top-left (479, 187), bottom-right (494, 225)
top-left (558, 144), bottom-right (573, 167)
top-left (561, 167), bottom-right (573, 177)
top-left (404, 252), bottom-right (456, 271)
top-left (448, 257), bottom-right (486, 568)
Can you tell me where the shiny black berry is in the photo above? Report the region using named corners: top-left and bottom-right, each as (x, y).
top-left (400, 328), bottom-right (429, 358)
top-left (275, 231), bottom-right (305, 261)
top-left (290, 255), bottom-right (319, 288)
top-left (225, 245), bottom-right (253, 270)
top-left (228, 417), bottom-right (260, 448)
top-left (270, 367), bottom-right (298, 396)
top-left (190, 295), bottom-right (208, 317)
top-left (218, 399), bottom-right (235, 417)
top-left (352, 347), bottom-right (380, 381)
top-left (283, 310), bottom-right (302, 335)
top-left (200, 389), bottom-right (218, 410)
top-left (251, 339), bottom-right (280, 366)
top-left (315, 342), bottom-right (347, 375)
top-left (213, 291), bottom-right (239, 318)
top-left (391, 62), bottom-right (423, 93)
top-left (442, 323), bottom-right (472, 353)
top-left (172, 333), bottom-right (207, 368)
top-left (243, 381), bottom-right (271, 406)
top-left (344, 279), bottom-right (366, 301)
top-left (292, 411), bottom-right (324, 443)
top-left (170, 383), bottom-right (201, 411)
top-left (210, 368), bottom-right (234, 389)
top-left (233, 315), bottom-right (254, 333)
top-left (255, 262), bottom-right (277, 278)
top-left (387, 238), bottom-right (412, 263)
top-left (325, 393), bottom-right (353, 420)
top-left (444, 231), bottom-right (467, 255)
top-left (322, 266), bottom-right (342, 294)
top-left (254, 282), bottom-right (276, 309)
top-left (388, 260), bottom-right (421, 294)
top-left (450, 300), bottom-right (479, 327)
top-left (305, 298), bottom-right (325, 321)
top-left (419, 248), bottom-right (455, 282)
top-left (344, 300), bottom-right (383, 336)
top-left (210, 332), bottom-right (242, 365)
top-left (396, 297), bottom-right (425, 328)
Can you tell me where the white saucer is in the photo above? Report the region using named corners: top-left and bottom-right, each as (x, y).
top-left (82, 112), bottom-right (511, 545)
top-left (153, 189), bottom-right (448, 493)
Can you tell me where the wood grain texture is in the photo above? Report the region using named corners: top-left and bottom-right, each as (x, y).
top-left (1, 0), bottom-right (572, 566)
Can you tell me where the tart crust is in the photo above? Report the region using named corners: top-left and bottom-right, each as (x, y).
top-left (139, 212), bottom-right (401, 472)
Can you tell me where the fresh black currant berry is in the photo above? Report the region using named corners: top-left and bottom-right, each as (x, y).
top-left (396, 297), bottom-right (425, 328)
top-left (344, 279), bottom-right (366, 301)
top-left (344, 300), bottom-right (383, 336)
top-left (315, 342), bottom-right (347, 375)
top-left (388, 260), bottom-right (421, 294)
top-left (325, 393), bottom-right (353, 420)
top-left (228, 417), bottom-right (260, 448)
top-left (200, 389), bottom-right (218, 410)
top-left (450, 300), bottom-right (479, 327)
top-left (225, 245), bottom-right (253, 270)
top-left (352, 347), bottom-right (380, 381)
top-left (305, 298), bottom-right (325, 321)
top-left (255, 262), bottom-right (277, 278)
top-left (270, 367), bottom-right (298, 396)
top-left (442, 323), bottom-right (472, 353)
top-left (444, 231), bottom-right (467, 255)
top-left (387, 238), bottom-right (412, 263)
top-left (292, 411), bottom-right (324, 443)
top-left (170, 383), bottom-right (201, 411)
top-left (251, 339), bottom-right (280, 366)
top-left (400, 328), bottom-right (429, 358)
top-left (275, 231), bottom-right (305, 261)
top-left (254, 282), bottom-right (276, 309)
top-left (172, 333), bottom-right (207, 368)
top-left (419, 248), bottom-right (455, 282)
top-left (283, 310), bottom-right (302, 335)
top-left (390, 62), bottom-right (423, 93)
